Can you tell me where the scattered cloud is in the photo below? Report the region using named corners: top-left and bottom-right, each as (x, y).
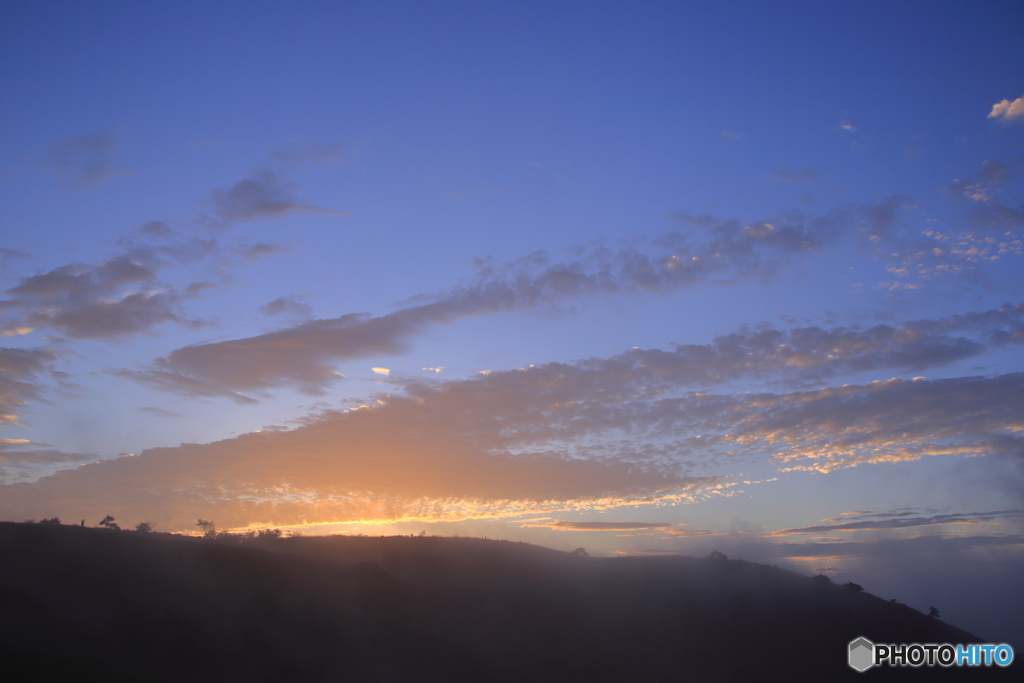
top-left (720, 129), bottom-right (742, 142)
top-left (259, 296), bottom-right (313, 318)
top-left (116, 210), bottom-right (869, 400)
top-left (988, 96), bottom-right (1024, 122)
top-left (202, 168), bottom-right (347, 227)
top-left (946, 160), bottom-right (1012, 203)
top-left (0, 233), bottom-right (222, 340)
top-left (1, 254), bottom-right (205, 339)
top-left (944, 160), bottom-right (1024, 235)
top-left (371, 367), bottom-right (390, 376)
top-left (237, 243), bottom-right (290, 262)
top-left (861, 194), bottom-right (914, 239)
top-left (41, 129), bottom-right (135, 189)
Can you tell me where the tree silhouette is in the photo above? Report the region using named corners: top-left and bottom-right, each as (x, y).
top-left (255, 528), bottom-right (282, 540)
top-left (135, 522), bottom-right (153, 533)
top-left (706, 550), bottom-right (728, 561)
top-left (196, 519), bottom-right (217, 539)
top-left (97, 515), bottom-right (121, 531)
top-left (570, 547), bottom-right (589, 557)
top-left (39, 517), bottom-right (61, 525)
top-left (928, 606), bottom-right (940, 618)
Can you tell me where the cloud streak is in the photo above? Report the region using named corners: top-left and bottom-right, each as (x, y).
top-left (110, 177), bottom-right (1023, 402)
top-left (768, 509), bottom-right (1024, 536)
top-left (113, 208), bottom-right (865, 400)
top-left (116, 298), bottom-right (1023, 403)
top-left (202, 168), bottom-right (346, 227)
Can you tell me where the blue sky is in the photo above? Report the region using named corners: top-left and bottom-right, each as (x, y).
top-left (2, 0), bottom-right (1024, 647)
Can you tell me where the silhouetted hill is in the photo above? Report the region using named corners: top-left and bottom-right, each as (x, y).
top-left (0, 522), bottom-right (1014, 682)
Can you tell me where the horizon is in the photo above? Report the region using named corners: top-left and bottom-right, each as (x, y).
top-left (1, 0), bottom-right (1022, 650)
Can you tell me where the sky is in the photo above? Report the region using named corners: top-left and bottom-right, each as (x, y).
top-left (2, 0), bottom-right (1024, 647)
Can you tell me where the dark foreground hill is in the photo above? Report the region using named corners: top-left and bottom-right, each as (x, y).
top-left (0, 522), bottom-right (1013, 682)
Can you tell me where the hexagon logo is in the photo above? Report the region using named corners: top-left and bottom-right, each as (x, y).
top-left (849, 637), bottom-right (875, 672)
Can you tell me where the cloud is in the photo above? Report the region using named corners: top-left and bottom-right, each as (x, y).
top-left (770, 167), bottom-right (816, 184)
top-left (0, 347), bottom-right (60, 426)
top-left (523, 520), bottom-right (674, 531)
top-left (7, 310), bottom-right (1024, 529)
top-left (0, 439), bottom-right (94, 484)
top-left (202, 168), bottom-right (346, 226)
top-left (720, 373), bottom-right (1024, 473)
top-left (237, 243), bottom-right (289, 262)
top-left (988, 96), bottom-right (1024, 122)
top-left (978, 160), bottom-right (1012, 185)
top-left (861, 194), bottom-right (914, 239)
top-left (720, 129), bottom-right (742, 141)
top-left (259, 296), bottom-right (313, 318)
top-left (0, 248), bottom-right (31, 260)
top-left (1, 240), bottom-right (217, 340)
top-left (41, 130), bottom-right (135, 189)
top-left (768, 509), bottom-right (1024, 536)
top-left (113, 313), bottom-right (422, 401)
top-left (519, 519), bottom-right (725, 537)
top-left (946, 161), bottom-right (1013, 204)
top-left (117, 211), bottom-right (865, 400)
top-left (853, 182), bottom-right (1024, 285)
top-left (138, 220), bottom-right (176, 238)
top-left (121, 294), bottom-right (1018, 407)
top-left (3, 256), bottom-right (189, 339)
top-left (943, 161), bottom-right (1024, 234)
top-left (20, 356), bottom-right (1019, 526)
top-left (135, 406), bottom-right (183, 418)
top-left (0, 389), bottom-right (724, 530)
top-left (0, 328), bottom-right (34, 338)
top-left (372, 367), bottom-right (390, 376)
top-left (658, 527), bottom-right (726, 537)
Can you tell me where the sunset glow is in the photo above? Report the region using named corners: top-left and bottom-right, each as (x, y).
top-left (2, 0), bottom-right (1023, 649)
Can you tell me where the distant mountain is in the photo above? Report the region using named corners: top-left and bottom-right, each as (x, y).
top-left (0, 522), bottom-right (1013, 682)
